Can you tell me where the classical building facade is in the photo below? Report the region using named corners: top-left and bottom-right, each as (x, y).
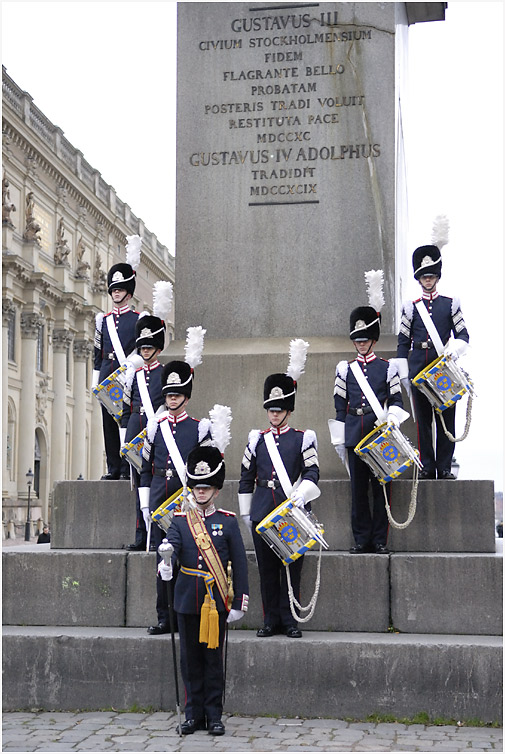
top-left (2, 66), bottom-right (175, 538)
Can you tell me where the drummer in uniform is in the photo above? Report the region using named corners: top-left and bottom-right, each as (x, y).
top-left (396, 238), bottom-right (469, 479)
top-left (159, 445), bottom-right (249, 736)
top-left (331, 281), bottom-right (408, 554)
top-left (92, 235), bottom-right (141, 480)
top-left (122, 282), bottom-right (173, 551)
top-left (138, 336), bottom-right (213, 635)
top-left (238, 341), bottom-right (320, 639)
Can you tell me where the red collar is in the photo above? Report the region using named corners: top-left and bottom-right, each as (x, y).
top-left (422, 291), bottom-right (439, 302)
top-left (269, 424), bottom-right (290, 436)
top-left (112, 304), bottom-right (132, 315)
top-left (167, 411), bottom-right (188, 424)
top-left (143, 360), bottom-right (160, 371)
top-left (357, 353), bottom-right (377, 364)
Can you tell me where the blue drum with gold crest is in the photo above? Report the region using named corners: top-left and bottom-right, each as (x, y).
top-left (354, 422), bottom-right (422, 484)
top-left (256, 498), bottom-right (328, 566)
top-left (92, 364), bottom-right (128, 424)
top-left (152, 487), bottom-right (195, 533)
top-left (120, 429), bottom-right (147, 473)
top-left (412, 353), bottom-right (475, 413)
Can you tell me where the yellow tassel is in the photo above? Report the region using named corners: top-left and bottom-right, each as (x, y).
top-left (199, 594), bottom-right (210, 643)
top-left (207, 599), bottom-right (220, 649)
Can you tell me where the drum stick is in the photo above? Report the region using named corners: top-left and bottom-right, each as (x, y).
top-left (146, 519), bottom-right (151, 553)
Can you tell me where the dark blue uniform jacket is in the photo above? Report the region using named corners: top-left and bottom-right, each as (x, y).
top-left (166, 508), bottom-right (249, 615)
top-left (140, 412), bottom-right (212, 512)
top-left (334, 355), bottom-right (404, 448)
top-left (397, 293), bottom-right (469, 378)
top-left (94, 307), bottom-right (139, 382)
top-left (238, 427), bottom-right (319, 523)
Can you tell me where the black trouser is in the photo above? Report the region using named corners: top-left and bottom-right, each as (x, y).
top-left (348, 449), bottom-right (390, 547)
top-left (178, 612), bottom-right (227, 724)
top-left (101, 406), bottom-right (129, 477)
top-left (130, 468), bottom-right (147, 545)
top-left (412, 385), bottom-right (455, 477)
top-left (252, 524), bottom-right (303, 629)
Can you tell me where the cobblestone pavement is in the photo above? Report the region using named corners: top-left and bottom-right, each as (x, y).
top-left (2, 712), bottom-right (502, 752)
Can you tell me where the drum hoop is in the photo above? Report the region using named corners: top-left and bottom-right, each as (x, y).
top-left (354, 421), bottom-right (389, 453)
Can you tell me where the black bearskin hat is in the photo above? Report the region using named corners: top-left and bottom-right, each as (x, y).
top-left (186, 446), bottom-right (225, 490)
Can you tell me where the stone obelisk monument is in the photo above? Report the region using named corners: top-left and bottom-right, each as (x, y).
top-left (173, 2), bottom-right (417, 477)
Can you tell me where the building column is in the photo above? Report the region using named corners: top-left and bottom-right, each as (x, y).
top-left (50, 330), bottom-right (72, 485)
top-left (17, 311), bottom-right (42, 497)
top-left (72, 339), bottom-right (92, 479)
top-left (2, 299), bottom-right (15, 489)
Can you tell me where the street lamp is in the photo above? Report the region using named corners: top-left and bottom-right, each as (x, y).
top-left (25, 468), bottom-right (34, 541)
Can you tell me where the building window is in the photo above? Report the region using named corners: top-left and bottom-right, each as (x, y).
top-left (66, 346), bottom-right (71, 383)
top-left (7, 310), bottom-right (15, 361)
top-left (36, 324), bottom-right (45, 372)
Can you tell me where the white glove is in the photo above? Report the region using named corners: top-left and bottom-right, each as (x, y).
top-left (139, 487), bottom-right (151, 527)
top-left (445, 339), bottom-right (468, 360)
top-left (119, 428), bottom-right (127, 445)
top-left (227, 609), bottom-right (244, 624)
top-left (387, 405), bottom-right (410, 428)
top-left (92, 370), bottom-right (100, 389)
top-left (157, 561), bottom-right (173, 581)
top-left (292, 479), bottom-right (320, 504)
top-left (238, 493), bottom-right (252, 517)
top-left (335, 444), bottom-right (347, 465)
top-left (391, 357), bottom-right (409, 380)
top-left (241, 514), bottom-right (252, 534)
top-left (290, 488), bottom-right (306, 507)
top-left (328, 419), bottom-right (345, 446)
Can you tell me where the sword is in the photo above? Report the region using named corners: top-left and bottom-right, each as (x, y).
top-left (158, 539), bottom-right (182, 737)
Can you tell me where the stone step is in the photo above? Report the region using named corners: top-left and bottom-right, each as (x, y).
top-left (52, 478), bottom-right (497, 553)
top-left (3, 626), bottom-right (502, 722)
top-left (3, 546), bottom-right (502, 635)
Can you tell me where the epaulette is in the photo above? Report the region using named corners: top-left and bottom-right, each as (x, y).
top-left (217, 508), bottom-right (236, 517)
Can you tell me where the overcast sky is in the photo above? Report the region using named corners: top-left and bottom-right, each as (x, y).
top-left (2, 1), bottom-right (503, 491)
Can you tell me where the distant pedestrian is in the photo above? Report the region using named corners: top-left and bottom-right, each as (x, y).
top-left (37, 526), bottom-right (50, 544)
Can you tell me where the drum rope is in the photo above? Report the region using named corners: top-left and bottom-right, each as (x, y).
top-left (285, 542), bottom-right (323, 624)
top-left (382, 465), bottom-right (419, 529)
top-left (439, 396), bottom-right (473, 443)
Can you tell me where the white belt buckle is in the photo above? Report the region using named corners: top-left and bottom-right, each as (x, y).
top-left (267, 480), bottom-right (275, 488)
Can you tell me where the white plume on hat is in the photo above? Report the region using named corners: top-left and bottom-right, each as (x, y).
top-left (152, 280), bottom-right (173, 321)
top-left (364, 269), bottom-right (385, 313)
top-left (184, 326), bottom-right (206, 369)
top-left (431, 215), bottom-right (449, 250)
top-left (209, 404), bottom-right (232, 454)
top-left (125, 235), bottom-right (142, 270)
top-left (286, 338), bottom-right (309, 382)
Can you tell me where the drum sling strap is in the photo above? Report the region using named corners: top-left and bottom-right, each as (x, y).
top-left (106, 313), bottom-right (127, 364)
top-left (136, 369), bottom-right (155, 420)
top-left (263, 430), bottom-right (296, 499)
top-left (414, 300), bottom-right (444, 355)
top-left (349, 361), bottom-right (387, 424)
top-left (350, 362), bottom-right (419, 530)
top-left (183, 508), bottom-right (229, 649)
